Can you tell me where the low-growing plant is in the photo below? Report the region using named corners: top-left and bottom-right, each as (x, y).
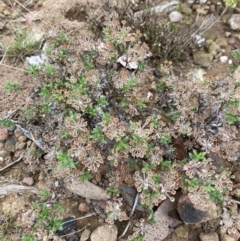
top-left (223, 0), bottom-right (239, 8)
top-left (231, 49), bottom-right (240, 72)
top-left (4, 81), bottom-right (20, 93)
top-left (31, 200), bottom-right (63, 233)
top-left (21, 233), bottom-right (36, 241)
top-left (57, 151), bottom-right (76, 169)
top-left (0, 119), bottom-right (14, 129)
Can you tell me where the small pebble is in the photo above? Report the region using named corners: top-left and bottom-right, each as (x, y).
top-left (0, 128), bottom-right (8, 141)
top-left (0, 156), bottom-right (4, 164)
top-left (228, 59), bottom-right (233, 65)
top-left (225, 32), bottom-right (231, 37)
top-left (78, 203), bottom-right (90, 212)
top-left (14, 128), bottom-right (23, 138)
top-left (23, 177), bottom-right (34, 186)
top-left (27, 140), bottom-right (32, 147)
top-left (38, 172), bottom-right (46, 181)
top-left (13, 150), bottom-right (22, 158)
top-left (220, 56), bottom-right (228, 63)
top-left (169, 11), bottom-right (183, 22)
top-left (37, 180), bottom-right (49, 190)
top-left (0, 150), bottom-right (8, 158)
top-left (18, 135), bottom-right (27, 142)
top-left (18, 142), bottom-right (26, 150)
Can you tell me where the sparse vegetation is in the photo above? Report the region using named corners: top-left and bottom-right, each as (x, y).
top-left (1, 1), bottom-right (240, 241)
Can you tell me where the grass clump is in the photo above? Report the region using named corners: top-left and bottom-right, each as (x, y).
top-left (5, 26), bottom-right (42, 60)
top-left (0, 214), bottom-right (18, 240)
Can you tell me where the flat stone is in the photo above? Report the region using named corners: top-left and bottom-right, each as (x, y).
top-left (199, 232), bottom-right (219, 241)
top-left (228, 14), bottom-right (240, 30)
top-left (90, 224), bottom-right (117, 241)
top-left (64, 179), bottom-right (109, 200)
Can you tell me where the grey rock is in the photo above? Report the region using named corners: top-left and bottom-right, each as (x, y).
top-left (228, 14), bottom-right (240, 30)
top-left (199, 232), bottom-right (219, 241)
top-left (90, 224), bottom-right (117, 241)
top-left (64, 179), bottom-right (109, 200)
top-left (119, 184), bottom-right (145, 211)
top-left (5, 137), bottom-right (16, 152)
top-left (177, 194), bottom-right (219, 224)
